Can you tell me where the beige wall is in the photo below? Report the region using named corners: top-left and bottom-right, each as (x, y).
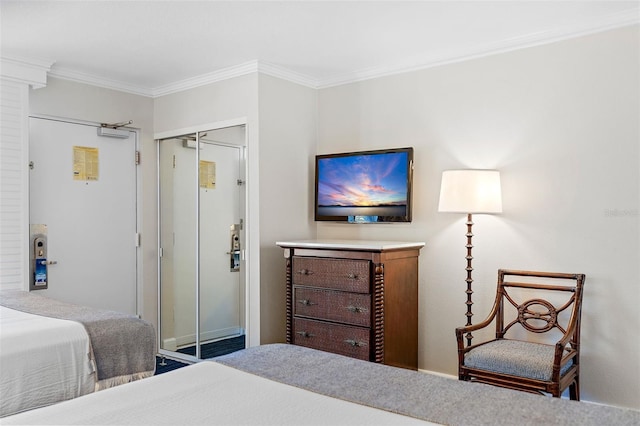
top-left (257, 74), bottom-right (317, 343)
top-left (153, 73), bottom-right (317, 345)
top-left (153, 73), bottom-right (319, 345)
top-left (153, 74), bottom-right (263, 345)
top-left (316, 25), bottom-right (639, 409)
top-left (153, 74), bottom-right (257, 134)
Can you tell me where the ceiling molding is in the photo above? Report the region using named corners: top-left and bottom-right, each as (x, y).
top-left (40, 7), bottom-right (639, 97)
top-left (49, 66), bottom-right (155, 97)
top-left (151, 61), bottom-right (261, 97)
top-left (256, 62), bottom-right (318, 89)
top-left (0, 56), bottom-right (53, 89)
top-left (317, 8), bottom-right (640, 89)
top-left (49, 59), bottom-right (320, 98)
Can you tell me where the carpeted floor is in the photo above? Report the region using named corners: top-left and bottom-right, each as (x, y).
top-left (155, 334), bottom-right (245, 375)
top-left (155, 356), bottom-right (191, 375)
top-left (177, 334), bottom-right (246, 359)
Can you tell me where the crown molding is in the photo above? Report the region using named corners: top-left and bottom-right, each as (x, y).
top-left (152, 60), bottom-right (318, 96)
top-left (256, 62), bottom-right (318, 89)
top-left (0, 56), bottom-right (53, 89)
top-left (151, 61), bottom-right (261, 97)
top-left (37, 7), bottom-right (639, 96)
top-left (48, 60), bottom-right (267, 97)
top-left (317, 8), bottom-right (640, 88)
top-left (48, 59), bottom-right (320, 96)
top-left (48, 65), bottom-right (155, 97)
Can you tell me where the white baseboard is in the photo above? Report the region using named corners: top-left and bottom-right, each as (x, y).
top-left (162, 337), bottom-right (177, 351)
top-left (418, 368), bottom-right (457, 380)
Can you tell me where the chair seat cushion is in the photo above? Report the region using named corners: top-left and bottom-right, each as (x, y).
top-left (464, 339), bottom-right (573, 381)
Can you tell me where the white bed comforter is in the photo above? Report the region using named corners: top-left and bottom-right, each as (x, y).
top-left (0, 306), bottom-right (96, 417)
top-left (1, 361), bottom-right (434, 425)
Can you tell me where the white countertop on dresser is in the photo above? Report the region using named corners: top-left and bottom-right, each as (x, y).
top-left (275, 239), bottom-right (425, 251)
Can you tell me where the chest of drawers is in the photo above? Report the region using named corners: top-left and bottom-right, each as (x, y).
top-left (277, 240), bottom-right (424, 370)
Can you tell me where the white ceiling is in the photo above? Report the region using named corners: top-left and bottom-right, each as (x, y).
top-left (1, 1), bottom-right (638, 97)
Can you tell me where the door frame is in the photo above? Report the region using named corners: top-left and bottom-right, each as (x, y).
top-left (27, 114), bottom-right (143, 314)
top-left (155, 117), bottom-right (253, 360)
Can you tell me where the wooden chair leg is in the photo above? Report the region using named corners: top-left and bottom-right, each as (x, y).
top-left (570, 378), bottom-right (580, 401)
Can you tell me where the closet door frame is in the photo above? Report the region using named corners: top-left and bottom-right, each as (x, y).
top-left (155, 117), bottom-right (254, 361)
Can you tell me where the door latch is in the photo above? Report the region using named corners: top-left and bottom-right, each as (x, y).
top-left (30, 224), bottom-right (56, 290)
top-left (229, 224), bottom-right (241, 272)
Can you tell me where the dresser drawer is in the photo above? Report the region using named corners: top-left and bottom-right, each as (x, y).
top-left (294, 287), bottom-right (371, 327)
top-left (292, 257), bottom-right (370, 293)
top-left (293, 318), bottom-right (370, 361)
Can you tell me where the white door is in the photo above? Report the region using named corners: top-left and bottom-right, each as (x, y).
top-left (199, 142), bottom-right (243, 341)
top-left (29, 117), bottom-right (138, 314)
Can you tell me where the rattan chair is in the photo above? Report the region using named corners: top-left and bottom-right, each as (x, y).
top-left (456, 269), bottom-right (586, 400)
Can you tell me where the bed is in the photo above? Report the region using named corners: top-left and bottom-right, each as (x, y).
top-left (2, 344), bottom-right (639, 425)
top-left (0, 290), bottom-right (156, 418)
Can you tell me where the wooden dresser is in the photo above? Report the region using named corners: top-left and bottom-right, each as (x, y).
top-left (277, 240), bottom-right (424, 370)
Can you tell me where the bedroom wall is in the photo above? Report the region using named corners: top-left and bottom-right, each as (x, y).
top-left (28, 78), bottom-right (157, 323)
top-left (153, 73), bottom-right (317, 345)
top-left (27, 71), bottom-right (317, 350)
top-left (154, 74), bottom-right (261, 345)
top-left (257, 74), bottom-right (317, 344)
top-left (315, 25), bottom-right (639, 409)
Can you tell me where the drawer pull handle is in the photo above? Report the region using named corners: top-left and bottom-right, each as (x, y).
top-left (346, 273), bottom-right (359, 279)
top-left (296, 331), bottom-right (314, 338)
top-left (344, 339), bottom-right (367, 348)
top-left (297, 269), bottom-right (314, 276)
top-left (298, 299), bottom-right (316, 306)
top-left (346, 305), bottom-right (367, 314)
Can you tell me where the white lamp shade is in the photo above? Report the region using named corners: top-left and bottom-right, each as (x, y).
top-left (438, 170), bottom-right (502, 214)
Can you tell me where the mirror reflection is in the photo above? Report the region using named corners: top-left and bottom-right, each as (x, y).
top-left (159, 125), bottom-right (246, 360)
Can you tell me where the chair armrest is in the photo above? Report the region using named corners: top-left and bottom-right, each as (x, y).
top-left (455, 294), bottom-right (500, 341)
top-left (553, 307), bottom-right (581, 364)
top-left (455, 317), bottom-right (492, 335)
top-left (554, 334), bottom-right (579, 364)
top-left (556, 313), bottom-right (580, 348)
top-left (455, 307), bottom-right (499, 352)
top-left (552, 319), bottom-right (580, 378)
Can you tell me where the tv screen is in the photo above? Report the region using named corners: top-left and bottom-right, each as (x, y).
top-left (315, 147), bottom-right (414, 223)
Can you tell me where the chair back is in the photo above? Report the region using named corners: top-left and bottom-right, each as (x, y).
top-left (494, 269), bottom-right (585, 347)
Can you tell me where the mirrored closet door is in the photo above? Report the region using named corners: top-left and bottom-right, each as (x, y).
top-left (158, 125), bottom-right (247, 361)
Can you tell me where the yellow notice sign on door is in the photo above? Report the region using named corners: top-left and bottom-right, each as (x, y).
top-left (199, 160), bottom-right (216, 189)
top-left (73, 146), bottom-right (99, 181)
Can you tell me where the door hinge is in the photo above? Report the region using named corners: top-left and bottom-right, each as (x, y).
top-left (135, 233), bottom-right (141, 247)
top-left (135, 151), bottom-right (141, 165)
top-left (173, 155), bottom-right (176, 169)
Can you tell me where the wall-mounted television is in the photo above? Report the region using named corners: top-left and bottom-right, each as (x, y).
top-left (315, 147), bottom-right (414, 223)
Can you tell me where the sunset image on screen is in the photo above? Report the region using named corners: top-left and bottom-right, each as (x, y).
top-left (317, 151), bottom-right (408, 218)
